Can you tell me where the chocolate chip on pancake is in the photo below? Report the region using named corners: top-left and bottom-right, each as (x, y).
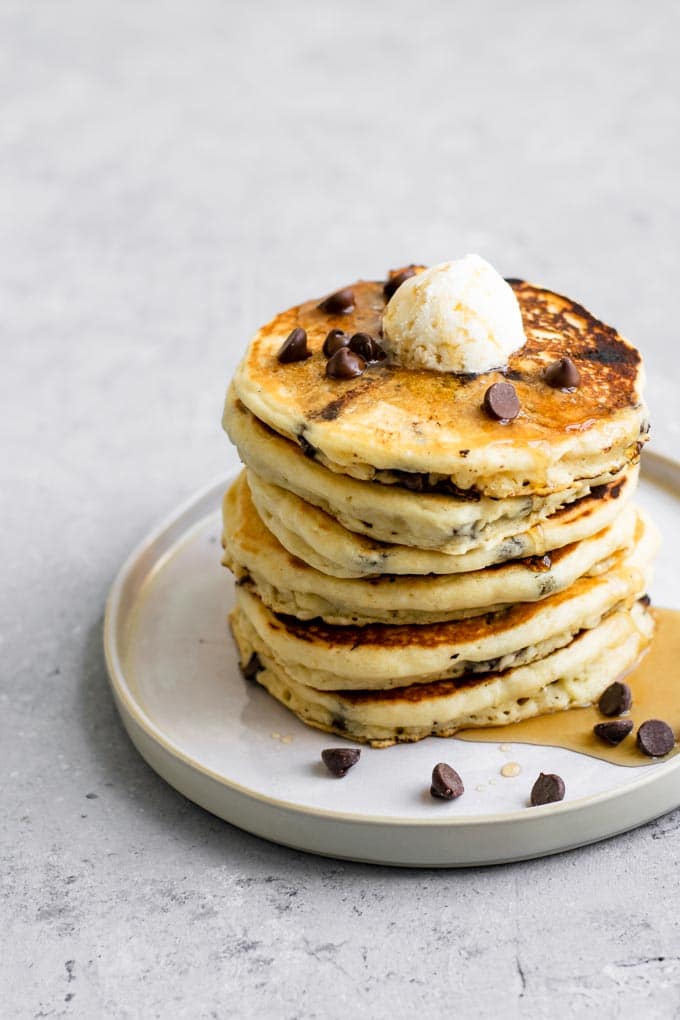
top-left (321, 747), bottom-right (361, 777)
top-left (545, 356), bottom-right (581, 390)
top-left (598, 680), bottom-right (632, 717)
top-left (483, 382), bottom-right (520, 422)
top-left (384, 265), bottom-right (417, 300)
top-left (594, 719), bottom-right (634, 745)
top-left (318, 286), bottom-right (355, 315)
top-left (430, 763), bottom-right (464, 800)
top-left (348, 333), bottom-right (386, 363)
top-left (323, 329), bottom-right (350, 358)
top-left (530, 772), bottom-right (565, 806)
top-left (637, 719), bottom-right (675, 757)
top-left (326, 348), bottom-right (366, 379)
top-left (240, 652), bottom-right (263, 682)
top-left (277, 327), bottom-right (311, 363)
top-left (297, 433), bottom-right (317, 458)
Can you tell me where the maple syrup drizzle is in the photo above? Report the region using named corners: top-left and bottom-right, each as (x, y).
top-left (456, 609), bottom-right (680, 767)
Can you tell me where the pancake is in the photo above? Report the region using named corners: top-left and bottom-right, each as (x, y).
top-left (221, 264), bottom-right (657, 749)
top-left (224, 391), bottom-right (635, 554)
top-left (229, 277), bottom-right (648, 499)
top-left (223, 474), bottom-right (648, 625)
top-left (247, 466), bottom-right (638, 579)
top-left (230, 513), bottom-right (656, 691)
top-left (230, 600), bottom-right (654, 746)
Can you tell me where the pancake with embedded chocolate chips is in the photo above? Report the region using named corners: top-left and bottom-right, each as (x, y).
top-left (230, 599), bottom-right (654, 746)
top-left (224, 391), bottom-right (635, 555)
top-left (246, 466), bottom-right (638, 578)
top-left (222, 473), bottom-right (650, 625)
top-left (229, 511), bottom-right (657, 692)
top-left (228, 277), bottom-right (648, 499)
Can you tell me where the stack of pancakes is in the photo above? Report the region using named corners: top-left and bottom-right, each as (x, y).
top-left (222, 275), bottom-right (658, 747)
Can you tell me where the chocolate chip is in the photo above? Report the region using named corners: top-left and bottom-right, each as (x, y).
top-left (383, 265), bottom-right (417, 300)
top-left (326, 347), bottom-right (366, 379)
top-left (483, 382), bottom-right (520, 422)
top-left (298, 434), bottom-right (317, 458)
top-left (598, 681), bottom-right (632, 717)
top-left (321, 748), bottom-right (361, 777)
top-left (241, 653), bottom-right (263, 682)
top-left (348, 332), bottom-right (386, 363)
top-left (323, 329), bottom-right (349, 358)
top-left (637, 719), bottom-right (675, 758)
top-left (318, 287), bottom-right (355, 315)
top-left (594, 719), bottom-right (634, 746)
top-left (430, 763), bottom-right (465, 800)
top-left (277, 327), bottom-right (311, 364)
top-left (530, 772), bottom-right (565, 806)
top-left (544, 356), bottom-right (581, 390)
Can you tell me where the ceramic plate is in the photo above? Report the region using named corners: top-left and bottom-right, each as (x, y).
top-left (104, 452), bottom-right (680, 867)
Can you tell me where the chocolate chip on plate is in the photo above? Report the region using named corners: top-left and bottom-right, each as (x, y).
top-left (318, 287), bottom-right (355, 315)
top-left (326, 347), bottom-right (366, 379)
top-left (483, 382), bottom-right (520, 422)
top-left (323, 329), bottom-right (350, 358)
top-left (598, 680), bottom-right (632, 717)
top-left (544, 356), bottom-right (581, 390)
top-left (321, 748), bottom-right (361, 777)
top-left (430, 763), bottom-right (465, 800)
top-left (383, 265), bottom-right (417, 300)
top-left (530, 772), bottom-right (565, 806)
top-left (277, 326), bottom-right (311, 363)
top-left (637, 719), bottom-right (675, 758)
top-left (594, 719), bottom-right (634, 746)
top-left (348, 332), bottom-right (386, 363)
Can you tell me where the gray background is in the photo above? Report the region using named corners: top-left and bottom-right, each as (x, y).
top-left (3, 1), bottom-right (680, 1017)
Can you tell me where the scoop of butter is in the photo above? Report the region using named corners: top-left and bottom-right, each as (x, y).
top-left (381, 254), bottom-right (526, 374)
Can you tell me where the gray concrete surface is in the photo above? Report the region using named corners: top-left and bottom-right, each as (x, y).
top-left (2, 1), bottom-right (680, 1017)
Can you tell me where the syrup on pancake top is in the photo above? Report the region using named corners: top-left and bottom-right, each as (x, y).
top-left (230, 257), bottom-right (648, 498)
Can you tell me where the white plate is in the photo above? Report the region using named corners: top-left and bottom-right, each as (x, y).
top-left (104, 452), bottom-right (680, 867)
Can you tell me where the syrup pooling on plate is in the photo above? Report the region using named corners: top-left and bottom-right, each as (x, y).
top-left (456, 609), bottom-right (680, 767)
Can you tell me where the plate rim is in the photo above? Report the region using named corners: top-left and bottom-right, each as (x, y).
top-left (103, 450), bottom-right (680, 831)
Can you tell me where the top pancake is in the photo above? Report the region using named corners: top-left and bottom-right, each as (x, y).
top-left (231, 276), bottom-right (648, 498)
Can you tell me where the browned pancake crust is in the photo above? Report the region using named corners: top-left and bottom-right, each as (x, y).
top-left (264, 518), bottom-right (629, 652)
top-left (307, 595), bottom-right (651, 706)
top-left (244, 278), bottom-right (644, 452)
